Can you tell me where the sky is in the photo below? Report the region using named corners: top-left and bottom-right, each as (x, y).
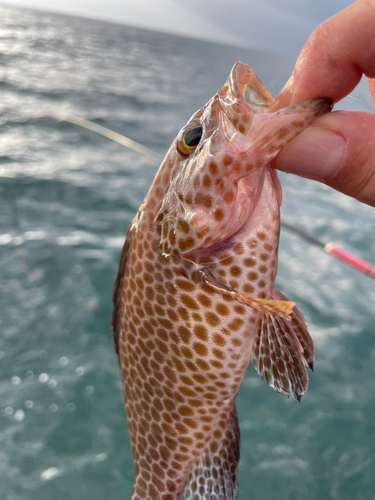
top-left (0, 0), bottom-right (354, 55)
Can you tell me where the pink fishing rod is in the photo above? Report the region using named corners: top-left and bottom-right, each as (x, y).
top-left (281, 221), bottom-right (375, 279)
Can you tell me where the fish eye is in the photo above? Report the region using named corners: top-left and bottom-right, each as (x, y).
top-left (176, 122), bottom-right (203, 156)
top-left (183, 126), bottom-right (202, 149)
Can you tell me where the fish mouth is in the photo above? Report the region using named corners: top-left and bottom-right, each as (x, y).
top-left (200, 64), bottom-right (333, 255)
top-left (217, 61), bottom-right (332, 158)
top-left (217, 62), bottom-right (274, 140)
top-left (158, 63), bottom-right (332, 259)
top-left (219, 62), bottom-right (274, 115)
top-left (183, 92), bottom-right (333, 258)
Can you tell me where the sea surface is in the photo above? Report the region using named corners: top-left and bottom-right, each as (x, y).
top-left (0, 4), bottom-right (375, 500)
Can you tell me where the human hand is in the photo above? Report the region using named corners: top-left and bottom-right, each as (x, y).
top-left (273, 0), bottom-right (375, 207)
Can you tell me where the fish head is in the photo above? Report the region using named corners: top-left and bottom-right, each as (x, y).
top-left (156, 61), bottom-right (332, 257)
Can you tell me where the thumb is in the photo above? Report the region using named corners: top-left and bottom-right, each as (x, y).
top-left (275, 111), bottom-right (375, 207)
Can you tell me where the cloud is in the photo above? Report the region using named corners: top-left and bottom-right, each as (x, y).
top-left (2, 0), bottom-right (354, 55)
top-left (170, 0), bottom-right (320, 54)
top-left (2, 0), bottom-right (247, 47)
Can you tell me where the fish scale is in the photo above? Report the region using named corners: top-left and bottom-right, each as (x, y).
top-left (112, 62), bottom-right (332, 500)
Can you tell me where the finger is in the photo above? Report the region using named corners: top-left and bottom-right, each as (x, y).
top-left (367, 77), bottom-right (375, 108)
top-left (273, 0), bottom-right (375, 111)
top-left (275, 110), bottom-right (375, 206)
top-left (273, 76), bottom-right (293, 111)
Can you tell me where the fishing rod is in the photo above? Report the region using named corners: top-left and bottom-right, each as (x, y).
top-left (280, 222), bottom-right (375, 279)
top-left (54, 114), bottom-right (375, 281)
top-left (55, 114), bottom-right (162, 163)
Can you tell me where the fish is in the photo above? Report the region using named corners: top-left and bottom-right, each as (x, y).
top-left (112, 61), bottom-right (332, 500)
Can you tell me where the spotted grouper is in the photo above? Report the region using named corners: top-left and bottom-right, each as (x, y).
top-left (112, 61), bottom-right (332, 500)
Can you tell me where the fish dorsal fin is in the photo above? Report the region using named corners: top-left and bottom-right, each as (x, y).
top-left (183, 407), bottom-right (240, 500)
top-left (251, 297), bottom-right (311, 401)
top-left (112, 222), bottom-right (135, 355)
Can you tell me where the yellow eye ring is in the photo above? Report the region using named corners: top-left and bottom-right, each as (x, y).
top-left (176, 122), bottom-right (203, 156)
top-left (182, 126), bottom-right (203, 150)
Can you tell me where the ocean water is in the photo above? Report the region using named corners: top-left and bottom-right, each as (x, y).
top-left (0, 4), bottom-right (375, 500)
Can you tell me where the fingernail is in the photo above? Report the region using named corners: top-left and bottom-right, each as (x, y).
top-left (276, 127), bottom-right (347, 179)
top-left (272, 75), bottom-right (294, 111)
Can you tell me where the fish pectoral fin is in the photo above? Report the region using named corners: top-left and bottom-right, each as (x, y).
top-left (272, 288), bottom-right (315, 370)
top-left (201, 269), bottom-right (294, 320)
top-left (183, 406), bottom-right (240, 500)
top-left (251, 306), bottom-right (310, 401)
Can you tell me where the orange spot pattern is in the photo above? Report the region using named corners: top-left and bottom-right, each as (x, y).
top-left (113, 201), bottom-right (286, 500)
top-left (111, 60), bottom-right (324, 500)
